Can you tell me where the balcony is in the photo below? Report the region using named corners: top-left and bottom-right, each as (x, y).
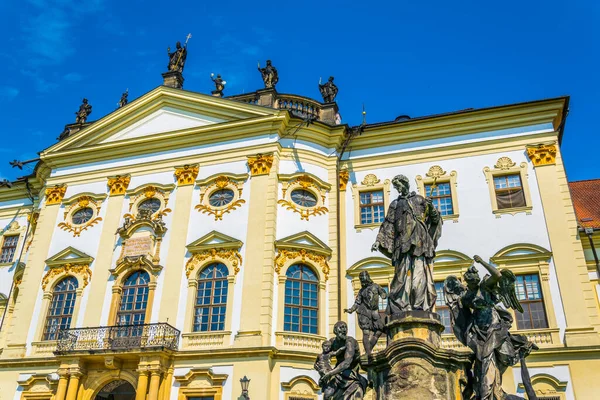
top-left (55, 323), bottom-right (180, 354)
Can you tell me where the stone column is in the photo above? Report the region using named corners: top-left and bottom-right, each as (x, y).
top-left (135, 370), bottom-right (149, 400)
top-left (65, 372), bottom-right (81, 400)
top-left (54, 371), bottom-right (69, 400)
top-left (147, 371), bottom-right (162, 400)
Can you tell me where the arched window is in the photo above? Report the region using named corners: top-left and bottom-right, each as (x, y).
top-left (117, 271), bottom-right (149, 326)
top-left (43, 277), bottom-right (78, 340)
top-left (284, 264), bottom-right (318, 334)
top-left (194, 263), bottom-right (229, 332)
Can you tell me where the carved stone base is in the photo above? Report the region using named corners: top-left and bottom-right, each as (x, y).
top-left (362, 311), bottom-right (472, 400)
top-left (162, 71), bottom-right (184, 89)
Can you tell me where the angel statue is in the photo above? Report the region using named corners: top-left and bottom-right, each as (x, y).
top-left (444, 255), bottom-right (539, 400)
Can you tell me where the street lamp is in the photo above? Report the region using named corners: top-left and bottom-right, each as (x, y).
top-left (239, 376), bottom-right (250, 399)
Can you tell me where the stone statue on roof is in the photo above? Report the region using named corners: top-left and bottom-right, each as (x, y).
top-left (211, 73), bottom-right (226, 96)
top-left (319, 76), bottom-right (338, 103)
top-left (258, 59), bottom-right (278, 89)
top-left (75, 98), bottom-right (92, 124)
top-left (118, 90), bottom-right (128, 108)
top-left (168, 41), bottom-right (187, 73)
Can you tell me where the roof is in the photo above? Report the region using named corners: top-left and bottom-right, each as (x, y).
top-left (569, 179), bottom-right (600, 230)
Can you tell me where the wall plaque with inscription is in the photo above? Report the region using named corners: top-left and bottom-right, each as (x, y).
top-left (122, 236), bottom-right (154, 258)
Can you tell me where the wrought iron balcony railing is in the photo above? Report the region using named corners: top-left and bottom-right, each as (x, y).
top-left (55, 323), bottom-right (180, 354)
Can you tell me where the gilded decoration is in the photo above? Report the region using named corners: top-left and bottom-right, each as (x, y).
top-left (361, 174), bottom-right (381, 186)
top-left (107, 175), bottom-right (131, 195)
top-left (275, 249), bottom-right (330, 281)
top-left (126, 183), bottom-right (174, 220)
top-left (58, 195), bottom-right (104, 237)
top-left (41, 263), bottom-right (92, 290)
top-left (494, 156), bottom-right (516, 170)
top-left (175, 164), bottom-right (199, 186)
top-left (247, 153), bottom-right (274, 176)
top-left (25, 210), bottom-right (40, 251)
top-left (45, 185), bottom-right (67, 205)
top-left (425, 165), bottom-right (447, 179)
top-left (185, 249), bottom-right (243, 277)
top-left (278, 174), bottom-right (330, 221)
top-left (526, 143), bottom-right (557, 166)
top-left (339, 169), bottom-right (350, 191)
top-left (195, 174), bottom-right (247, 221)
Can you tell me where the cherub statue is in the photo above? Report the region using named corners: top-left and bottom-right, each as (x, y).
top-left (344, 271), bottom-right (387, 356)
top-left (257, 59), bottom-right (278, 89)
top-left (314, 340), bottom-right (338, 399)
top-left (75, 98), bottom-right (92, 124)
top-left (210, 73), bottom-right (226, 96)
top-left (444, 255), bottom-right (539, 400)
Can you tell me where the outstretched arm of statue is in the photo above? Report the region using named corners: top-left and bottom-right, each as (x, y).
top-left (345, 295), bottom-right (361, 313)
top-left (378, 285), bottom-right (388, 299)
top-left (473, 255), bottom-right (502, 285)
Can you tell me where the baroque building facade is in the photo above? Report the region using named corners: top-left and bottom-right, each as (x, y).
top-left (0, 76), bottom-right (599, 400)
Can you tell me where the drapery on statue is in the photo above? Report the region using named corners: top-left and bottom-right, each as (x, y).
top-left (444, 256), bottom-right (539, 400)
top-left (371, 174), bottom-right (442, 314)
top-left (75, 98), bottom-right (92, 124)
top-left (319, 76), bottom-right (338, 103)
top-left (210, 73), bottom-right (226, 96)
top-left (344, 271), bottom-right (387, 356)
top-left (167, 41), bottom-right (187, 73)
top-left (315, 321), bottom-right (367, 399)
top-left (257, 59), bottom-right (278, 89)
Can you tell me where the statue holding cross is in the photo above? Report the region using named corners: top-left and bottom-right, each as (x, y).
top-left (167, 34), bottom-right (191, 73)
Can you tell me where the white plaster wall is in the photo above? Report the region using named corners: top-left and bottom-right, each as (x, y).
top-left (279, 366), bottom-right (322, 400)
top-left (512, 364), bottom-right (575, 400)
top-left (279, 138), bottom-right (334, 157)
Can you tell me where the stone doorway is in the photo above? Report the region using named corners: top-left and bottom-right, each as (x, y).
top-left (95, 380), bottom-right (136, 400)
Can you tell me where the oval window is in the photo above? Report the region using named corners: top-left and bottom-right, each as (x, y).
top-left (209, 189), bottom-right (235, 207)
top-left (290, 189), bottom-right (317, 207)
top-left (72, 207), bottom-right (94, 225)
top-left (138, 198), bottom-right (161, 214)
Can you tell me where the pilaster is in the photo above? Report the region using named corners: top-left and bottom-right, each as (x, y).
top-left (158, 180), bottom-right (195, 323)
top-left (236, 152), bottom-right (279, 346)
top-left (3, 196), bottom-right (62, 357)
top-left (528, 143), bottom-right (600, 345)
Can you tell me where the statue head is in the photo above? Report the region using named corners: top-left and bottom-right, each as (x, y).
top-left (266, 59), bottom-right (272, 66)
top-left (359, 271), bottom-right (373, 287)
top-left (333, 321), bottom-right (348, 341)
top-left (392, 174), bottom-right (410, 196)
top-left (329, 76), bottom-right (335, 82)
top-left (82, 98), bottom-right (88, 104)
top-left (321, 340), bottom-right (332, 353)
top-left (176, 41), bottom-right (182, 49)
top-left (463, 265), bottom-right (480, 288)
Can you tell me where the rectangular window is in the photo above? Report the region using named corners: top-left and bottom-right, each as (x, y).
top-left (434, 282), bottom-right (452, 334)
top-left (425, 182), bottom-right (454, 216)
top-left (493, 174), bottom-right (526, 210)
top-left (359, 190), bottom-right (384, 225)
top-left (0, 235), bottom-right (19, 263)
top-left (515, 274), bottom-right (548, 330)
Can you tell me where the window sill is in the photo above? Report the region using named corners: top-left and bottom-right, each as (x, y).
top-left (354, 222), bottom-right (383, 232)
top-left (441, 214), bottom-right (459, 223)
top-left (31, 340), bottom-right (57, 356)
top-left (492, 205), bottom-right (532, 218)
top-left (0, 262), bottom-right (13, 268)
top-left (181, 330), bottom-right (231, 350)
top-left (275, 331), bottom-right (326, 353)
top-left (511, 327), bottom-right (560, 347)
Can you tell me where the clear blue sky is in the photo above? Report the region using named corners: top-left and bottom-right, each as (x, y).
top-left (1, 0), bottom-right (598, 182)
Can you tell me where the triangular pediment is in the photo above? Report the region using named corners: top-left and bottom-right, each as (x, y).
top-left (275, 231), bottom-right (332, 256)
top-left (45, 246), bottom-right (94, 267)
top-left (44, 86), bottom-right (282, 154)
top-left (186, 231), bottom-right (243, 253)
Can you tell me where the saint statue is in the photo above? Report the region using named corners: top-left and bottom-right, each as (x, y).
top-left (319, 76), bottom-right (338, 103)
top-left (371, 174), bottom-right (442, 314)
top-left (118, 90), bottom-right (128, 108)
top-left (75, 98), bottom-right (92, 124)
top-left (210, 73), bottom-right (226, 96)
top-left (444, 256), bottom-right (539, 400)
top-left (168, 41), bottom-right (187, 73)
top-left (344, 271), bottom-right (387, 356)
top-left (316, 321), bottom-right (367, 400)
top-left (258, 59), bottom-right (279, 89)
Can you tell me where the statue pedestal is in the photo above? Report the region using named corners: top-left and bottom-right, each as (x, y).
top-left (362, 311), bottom-right (472, 400)
top-left (162, 71), bottom-right (184, 89)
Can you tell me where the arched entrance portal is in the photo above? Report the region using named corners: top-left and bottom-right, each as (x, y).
top-left (95, 380), bottom-right (136, 400)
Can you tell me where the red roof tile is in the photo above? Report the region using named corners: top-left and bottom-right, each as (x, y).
top-left (569, 179), bottom-right (600, 230)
